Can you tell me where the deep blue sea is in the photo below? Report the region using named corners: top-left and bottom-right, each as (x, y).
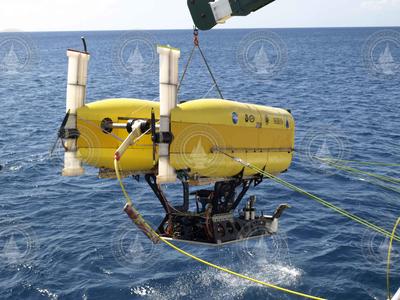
top-left (0, 28), bottom-right (399, 300)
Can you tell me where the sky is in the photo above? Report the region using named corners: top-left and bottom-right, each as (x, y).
top-left (1, 0), bottom-right (400, 32)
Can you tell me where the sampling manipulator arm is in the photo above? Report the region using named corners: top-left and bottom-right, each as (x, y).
top-left (188, 0), bottom-right (276, 30)
top-left (114, 120), bottom-right (150, 162)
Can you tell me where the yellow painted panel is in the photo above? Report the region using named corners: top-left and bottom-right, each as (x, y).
top-left (170, 99), bottom-right (294, 178)
top-left (76, 98), bottom-right (295, 179)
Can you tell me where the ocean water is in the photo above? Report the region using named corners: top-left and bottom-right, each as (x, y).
top-left (0, 28), bottom-right (399, 300)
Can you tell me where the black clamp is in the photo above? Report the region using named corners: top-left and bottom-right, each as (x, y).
top-left (126, 120), bottom-right (151, 134)
top-left (152, 132), bottom-right (174, 144)
top-left (59, 128), bottom-right (80, 139)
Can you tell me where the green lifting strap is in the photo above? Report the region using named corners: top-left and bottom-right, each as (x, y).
top-left (187, 0), bottom-right (276, 30)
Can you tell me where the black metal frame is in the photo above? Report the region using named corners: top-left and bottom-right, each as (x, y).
top-left (141, 167), bottom-right (279, 244)
top-left (145, 174), bottom-right (190, 234)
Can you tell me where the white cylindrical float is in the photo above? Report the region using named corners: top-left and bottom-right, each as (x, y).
top-left (62, 49), bottom-right (90, 177)
top-left (157, 45), bottom-right (180, 184)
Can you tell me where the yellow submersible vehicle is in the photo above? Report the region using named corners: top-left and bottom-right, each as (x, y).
top-left (54, 0), bottom-right (295, 245)
top-left (53, 41), bottom-right (294, 245)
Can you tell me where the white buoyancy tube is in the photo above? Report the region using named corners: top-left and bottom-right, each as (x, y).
top-left (156, 45), bottom-right (180, 184)
top-left (62, 49), bottom-right (90, 177)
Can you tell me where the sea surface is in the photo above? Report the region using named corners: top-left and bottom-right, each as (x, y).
top-left (0, 28), bottom-right (399, 300)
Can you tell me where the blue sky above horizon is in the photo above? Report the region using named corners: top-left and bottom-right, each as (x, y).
top-left (1, 0), bottom-right (400, 32)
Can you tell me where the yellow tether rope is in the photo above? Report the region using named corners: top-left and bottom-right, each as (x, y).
top-left (316, 157), bottom-right (400, 187)
top-left (311, 157), bottom-right (400, 195)
top-left (113, 159), bottom-right (325, 300)
top-left (318, 158), bottom-right (400, 168)
top-left (387, 217), bottom-right (400, 300)
top-left (216, 150), bottom-right (400, 242)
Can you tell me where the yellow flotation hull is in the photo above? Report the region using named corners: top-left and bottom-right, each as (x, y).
top-left (76, 98), bottom-right (295, 179)
top-left (77, 99), bottom-right (158, 172)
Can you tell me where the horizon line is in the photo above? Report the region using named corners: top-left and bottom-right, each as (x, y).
top-left (1, 25), bottom-right (400, 33)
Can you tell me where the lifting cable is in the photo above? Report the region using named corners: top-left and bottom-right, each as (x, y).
top-left (215, 149), bottom-right (400, 243)
top-left (113, 158), bottom-right (325, 300)
top-left (177, 27), bottom-right (224, 99)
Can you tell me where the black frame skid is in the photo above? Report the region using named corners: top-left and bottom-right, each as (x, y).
top-left (144, 174), bottom-right (288, 245)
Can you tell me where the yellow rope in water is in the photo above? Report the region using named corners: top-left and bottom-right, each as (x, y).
top-left (316, 158), bottom-right (400, 186)
top-left (260, 167), bottom-right (400, 241)
top-left (387, 217), bottom-right (400, 300)
top-left (113, 158), bottom-right (325, 300)
top-left (314, 158), bottom-right (400, 195)
top-left (161, 237), bottom-right (326, 300)
top-left (217, 151), bottom-right (400, 242)
top-left (370, 181), bottom-right (400, 196)
top-left (319, 158), bottom-right (400, 168)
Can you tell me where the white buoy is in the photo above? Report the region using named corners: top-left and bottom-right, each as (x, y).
top-left (62, 49), bottom-right (90, 177)
top-left (156, 45), bottom-right (180, 184)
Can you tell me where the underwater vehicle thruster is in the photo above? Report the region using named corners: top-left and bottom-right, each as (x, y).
top-left (57, 41), bottom-right (295, 245)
